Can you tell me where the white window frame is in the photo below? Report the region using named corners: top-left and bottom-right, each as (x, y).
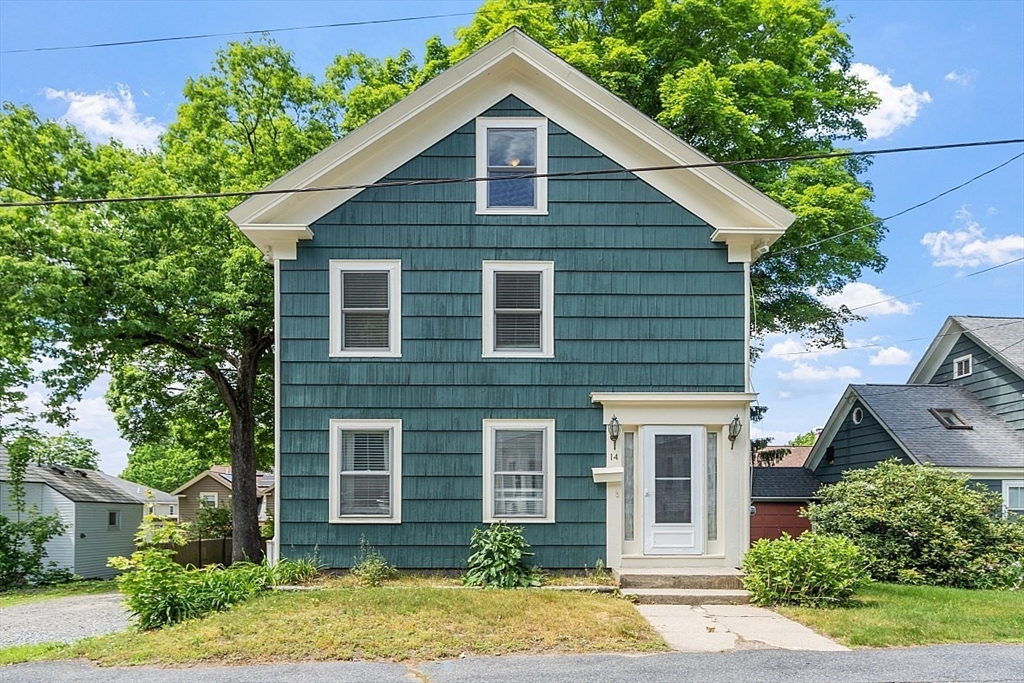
top-left (476, 118), bottom-right (548, 215)
top-left (482, 419), bottom-right (556, 524)
top-left (1003, 480), bottom-right (1024, 518)
top-left (168, 504), bottom-right (176, 516)
top-left (199, 492), bottom-right (219, 508)
top-left (482, 261), bottom-right (554, 358)
top-left (107, 510), bottom-right (121, 529)
top-left (329, 260), bottom-right (402, 358)
top-left (953, 354), bottom-right (973, 379)
top-left (329, 419), bottom-right (402, 524)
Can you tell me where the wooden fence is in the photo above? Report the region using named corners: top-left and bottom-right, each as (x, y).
top-left (162, 537), bottom-right (267, 568)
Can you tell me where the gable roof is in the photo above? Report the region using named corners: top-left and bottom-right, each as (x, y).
top-left (755, 445), bottom-right (812, 468)
top-left (228, 28), bottom-right (794, 262)
top-left (0, 450), bottom-right (140, 505)
top-left (807, 384), bottom-right (1024, 471)
top-left (170, 470), bottom-right (233, 496)
top-left (909, 316), bottom-right (1024, 383)
top-left (751, 467), bottom-right (821, 500)
top-left (93, 471), bottom-right (176, 504)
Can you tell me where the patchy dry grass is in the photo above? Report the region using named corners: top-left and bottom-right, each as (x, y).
top-left (780, 583), bottom-right (1024, 648)
top-left (65, 586), bottom-right (664, 666)
top-left (0, 580), bottom-right (117, 608)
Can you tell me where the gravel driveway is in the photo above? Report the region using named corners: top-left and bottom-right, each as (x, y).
top-left (0, 592), bottom-right (132, 647)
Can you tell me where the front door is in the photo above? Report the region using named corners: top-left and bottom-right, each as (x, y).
top-left (642, 426), bottom-right (705, 555)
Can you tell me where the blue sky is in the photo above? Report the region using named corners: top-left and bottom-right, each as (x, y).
top-left (1, 1), bottom-right (1022, 475)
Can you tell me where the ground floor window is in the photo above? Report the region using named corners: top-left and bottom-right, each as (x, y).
top-left (483, 419), bottom-right (555, 523)
top-left (1004, 480), bottom-right (1024, 518)
top-left (329, 419), bottom-right (402, 523)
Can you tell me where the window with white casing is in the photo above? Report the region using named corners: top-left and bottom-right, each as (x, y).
top-left (199, 492), bottom-right (218, 508)
top-left (329, 260), bottom-right (401, 357)
top-left (329, 419), bottom-right (402, 524)
top-left (953, 354), bottom-right (973, 379)
top-left (483, 419), bottom-right (555, 523)
top-left (1004, 480), bottom-right (1024, 519)
top-left (482, 261), bottom-right (554, 358)
top-left (476, 118), bottom-right (548, 214)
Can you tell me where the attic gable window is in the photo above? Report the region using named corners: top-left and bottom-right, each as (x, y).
top-left (929, 408), bottom-right (972, 430)
top-left (953, 354), bottom-right (972, 379)
top-left (476, 118), bottom-right (548, 215)
top-left (329, 260), bottom-right (401, 358)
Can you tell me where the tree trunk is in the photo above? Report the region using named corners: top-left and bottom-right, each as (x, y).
top-left (229, 393), bottom-right (263, 563)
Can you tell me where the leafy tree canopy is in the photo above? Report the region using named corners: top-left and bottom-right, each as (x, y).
top-left (788, 429), bottom-right (819, 446)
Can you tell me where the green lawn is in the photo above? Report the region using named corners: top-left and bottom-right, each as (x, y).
top-left (58, 586), bottom-right (665, 666)
top-left (779, 583), bottom-right (1024, 648)
top-left (0, 580), bottom-right (117, 608)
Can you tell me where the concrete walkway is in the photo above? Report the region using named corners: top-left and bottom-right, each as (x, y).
top-left (636, 603), bottom-right (847, 652)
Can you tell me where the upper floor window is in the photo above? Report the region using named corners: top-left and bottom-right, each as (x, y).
top-left (329, 260), bottom-right (401, 358)
top-left (483, 419), bottom-right (555, 523)
top-left (476, 118), bottom-right (548, 215)
top-left (953, 354), bottom-right (972, 379)
top-left (482, 261), bottom-right (554, 358)
top-left (329, 419), bottom-right (402, 524)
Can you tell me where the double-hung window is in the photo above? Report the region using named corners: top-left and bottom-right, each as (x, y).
top-left (483, 419), bottom-right (555, 523)
top-left (329, 419), bottom-right (402, 523)
top-left (476, 118), bottom-right (548, 214)
top-left (953, 354), bottom-right (972, 379)
top-left (199, 492), bottom-right (218, 508)
top-left (329, 260), bottom-right (401, 357)
top-left (1004, 480), bottom-right (1024, 519)
top-left (482, 261), bottom-right (554, 358)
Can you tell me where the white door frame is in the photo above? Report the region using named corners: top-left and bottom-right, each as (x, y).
top-left (642, 425), bottom-right (705, 555)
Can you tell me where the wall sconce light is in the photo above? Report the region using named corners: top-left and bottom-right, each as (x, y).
top-left (607, 415), bottom-right (621, 458)
top-left (728, 415), bottom-right (742, 450)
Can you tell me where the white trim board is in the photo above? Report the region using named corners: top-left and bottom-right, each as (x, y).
top-left (228, 29), bottom-right (794, 262)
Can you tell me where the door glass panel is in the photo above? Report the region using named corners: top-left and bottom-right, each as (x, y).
top-left (706, 432), bottom-right (718, 541)
top-left (654, 434), bottom-right (692, 524)
top-left (623, 432), bottom-right (635, 542)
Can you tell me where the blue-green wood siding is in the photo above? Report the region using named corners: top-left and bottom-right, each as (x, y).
top-left (813, 400), bottom-right (912, 484)
top-left (928, 336), bottom-right (1024, 432)
top-left (277, 96), bottom-right (746, 568)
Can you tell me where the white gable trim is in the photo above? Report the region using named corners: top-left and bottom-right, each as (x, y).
top-left (228, 29), bottom-right (794, 262)
top-left (805, 386), bottom-right (920, 471)
top-left (908, 316), bottom-right (1024, 384)
top-left (170, 470), bottom-right (232, 496)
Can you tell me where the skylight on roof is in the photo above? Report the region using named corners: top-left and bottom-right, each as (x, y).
top-left (929, 408), bottom-right (972, 430)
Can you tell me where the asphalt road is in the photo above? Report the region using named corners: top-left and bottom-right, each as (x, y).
top-left (3, 645), bottom-right (1022, 683)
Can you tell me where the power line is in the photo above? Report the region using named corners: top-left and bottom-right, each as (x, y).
top-left (1, 138), bottom-right (1021, 209)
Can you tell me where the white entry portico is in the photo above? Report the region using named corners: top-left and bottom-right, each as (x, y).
top-left (591, 393), bottom-right (755, 570)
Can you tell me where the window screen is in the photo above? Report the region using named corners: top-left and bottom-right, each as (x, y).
top-left (494, 272), bottom-right (542, 349)
top-left (339, 430), bottom-right (391, 516)
top-left (493, 429), bottom-right (545, 517)
top-left (341, 271), bottom-right (390, 350)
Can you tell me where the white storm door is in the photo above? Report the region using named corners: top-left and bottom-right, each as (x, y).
top-left (642, 426), bottom-right (705, 555)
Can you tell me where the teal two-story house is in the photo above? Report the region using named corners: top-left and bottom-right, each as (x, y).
top-left (229, 30), bottom-right (794, 571)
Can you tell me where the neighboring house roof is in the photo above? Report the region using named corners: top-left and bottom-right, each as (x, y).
top-left (170, 470), bottom-right (233, 495)
top-left (0, 450), bottom-right (140, 505)
top-left (755, 445), bottom-right (812, 468)
top-left (228, 28), bottom-right (794, 263)
top-left (92, 471), bottom-right (177, 504)
top-left (807, 384), bottom-right (1024, 470)
top-left (751, 467), bottom-right (821, 501)
top-left (909, 315), bottom-right (1024, 383)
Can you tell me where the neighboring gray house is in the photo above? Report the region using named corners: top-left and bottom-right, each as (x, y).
top-left (0, 450), bottom-right (142, 579)
top-left (93, 470), bottom-right (178, 520)
top-left (808, 316), bottom-right (1024, 516)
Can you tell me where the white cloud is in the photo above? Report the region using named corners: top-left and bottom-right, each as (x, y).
top-left (44, 84), bottom-right (163, 149)
top-left (764, 338), bottom-right (843, 361)
top-left (778, 362), bottom-right (862, 382)
top-left (944, 69), bottom-right (977, 86)
top-left (869, 346), bottom-right (913, 366)
top-left (921, 207), bottom-right (1024, 268)
top-left (778, 391), bottom-right (792, 399)
top-left (820, 282), bottom-right (913, 317)
top-left (850, 63), bottom-right (932, 139)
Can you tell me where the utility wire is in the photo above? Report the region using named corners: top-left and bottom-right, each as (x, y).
top-left (1, 138), bottom-right (1021, 209)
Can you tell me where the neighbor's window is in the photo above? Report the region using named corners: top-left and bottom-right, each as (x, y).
top-left (329, 260), bottom-right (401, 357)
top-left (168, 504), bottom-right (176, 516)
top-left (953, 354), bottom-right (973, 379)
top-left (329, 419), bottom-right (402, 523)
top-left (483, 419), bottom-right (555, 523)
top-left (199, 492), bottom-right (218, 508)
top-left (482, 261), bottom-right (554, 358)
top-left (476, 118), bottom-right (548, 214)
top-left (1003, 481), bottom-right (1023, 519)
top-left (107, 511), bottom-right (121, 529)
top-left (929, 408), bottom-right (972, 429)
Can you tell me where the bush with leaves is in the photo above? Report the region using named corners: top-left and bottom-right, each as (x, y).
top-left (0, 509), bottom-right (68, 589)
top-left (742, 532), bottom-right (869, 606)
top-left (190, 504), bottom-right (233, 539)
top-left (351, 536), bottom-right (398, 587)
top-left (463, 522), bottom-right (542, 588)
top-left (806, 460), bottom-right (1024, 589)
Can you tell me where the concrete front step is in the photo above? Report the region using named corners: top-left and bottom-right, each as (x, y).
top-left (615, 567), bottom-right (746, 590)
top-left (623, 588), bottom-right (751, 605)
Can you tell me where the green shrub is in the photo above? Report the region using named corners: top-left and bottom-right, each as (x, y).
top-left (463, 522), bottom-right (542, 589)
top-left (271, 556), bottom-right (320, 586)
top-left (0, 510), bottom-right (68, 589)
top-left (351, 537), bottom-right (397, 587)
top-left (806, 460), bottom-right (1024, 589)
top-left (742, 532), bottom-right (870, 607)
